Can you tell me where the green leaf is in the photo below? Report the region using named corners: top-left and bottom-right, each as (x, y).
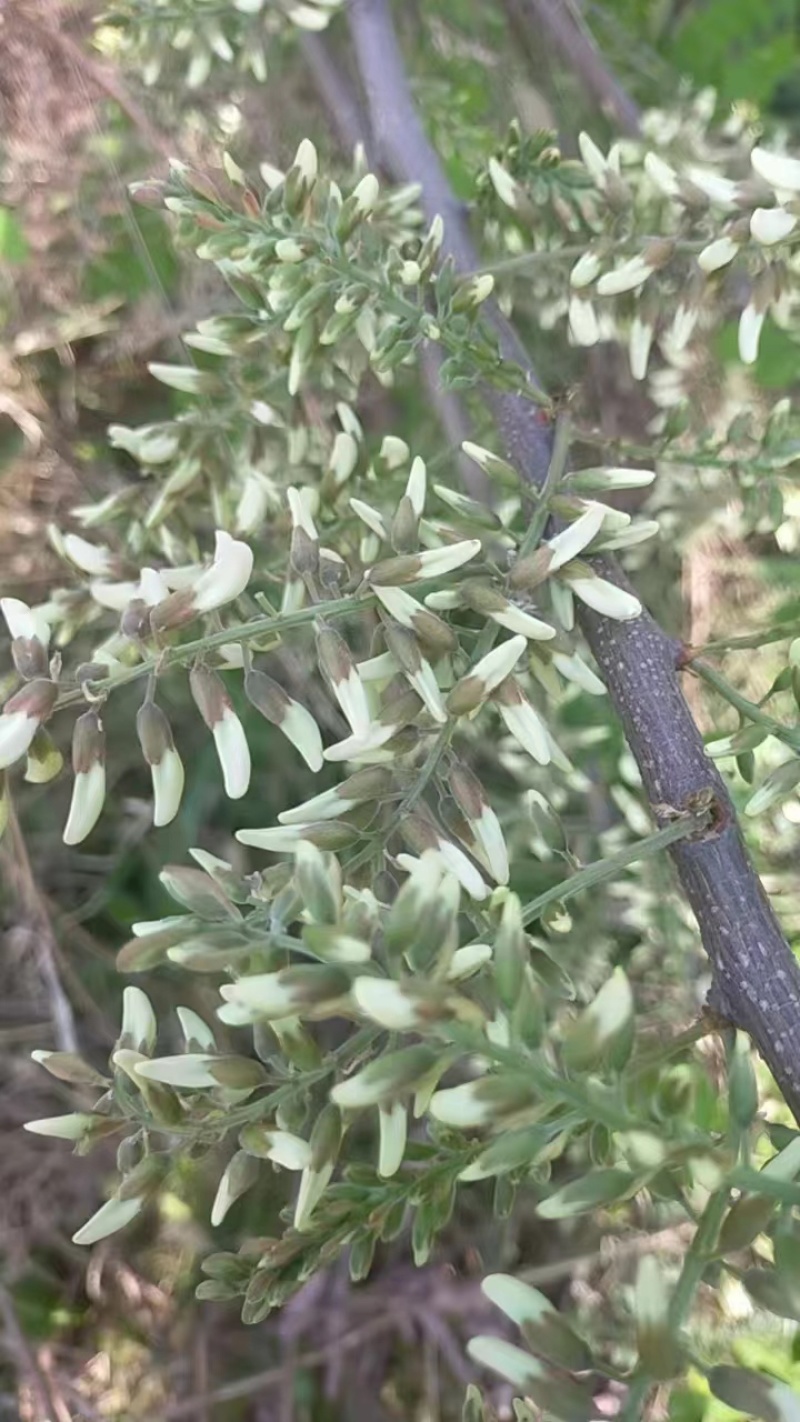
top-left (708, 1366), bottom-right (800, 1422)
top-left (467, 1338), bottom-right (595, 1422)
top-left (482, 1274), bottom-right (592, 1371)
top-left (716, 1194), bottom-right (776, 1254)
top-left (561, 969), bottom-right (634, 1074)
top-left (635, 1256), bottom-right (682, 1379)
top-left (537, 1168), bottom-right (639, 1220)
top-left (741, 1269), bottom-right (800, 1323)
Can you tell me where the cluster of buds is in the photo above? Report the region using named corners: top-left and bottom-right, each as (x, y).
top-left (574, 136), bottom-right (800, 377)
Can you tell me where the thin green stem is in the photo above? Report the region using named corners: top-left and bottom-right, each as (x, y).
top-left (520, 814), bottom-right (707, 927)
top-left (691, 660), bottom-right (800, 753)
top-left (668, 1190), bottom-right (729, 1329)
top-left (518, 413), bottom-right (571, 558)
top-left (478, 237), bottom-right (709, 280)
top-left (55, 593), bottom-right (370, 709)
top-left (695, 626), bottom-right (794, 656)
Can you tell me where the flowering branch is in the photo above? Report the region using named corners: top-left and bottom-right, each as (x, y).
top-left (347, 0), bottom-right (800, 1118)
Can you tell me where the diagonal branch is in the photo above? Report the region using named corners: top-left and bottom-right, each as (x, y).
top-left (346, 0), bottom-right (800, 1120)
top-left (508, 0), bottom-right (642, 138)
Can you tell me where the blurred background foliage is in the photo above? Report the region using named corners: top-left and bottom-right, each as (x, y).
top-left (3, 0), bottom-right (800, 1418)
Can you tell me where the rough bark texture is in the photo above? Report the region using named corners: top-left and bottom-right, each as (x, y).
top-left (347, 0), bottom-right (800, 1119)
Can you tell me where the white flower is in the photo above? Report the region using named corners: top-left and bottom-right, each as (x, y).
top-left (293, 137), bottom-right (318, 187)
top-left (569, 250), bottom-right (602, 289)
top-left (120, 986), bottom-right (157, 1054)
top-left (739, 303), bottom-right (766, 366)
top-left (597, 254), bottom-right (653, 296)
top-left (236, 471), bottom-right (273, 534)
top-left (697, 236), bottom-right (740, 273)
top-left (139, 567), bottom-right (171, 605)
top-left (1, 597), bottom-right (50, 648)
top-left (751, 145), bottom-right (800, 195)
top-left (414, 539), bottom-right (482, 578)
top-left (405, 456), bottom-right (426, 517)
top-left (192, 531), bottom-right (253, 614)
top-left (447, 943), bottom-right (492, 981)
top-left (63, 533), bottom-right (114, 577)
top-left (404, 656), bottom-right (448, 724)
top-left (629, 315), bottom-right (654, 380)
top-left (328, 431), bottom-right (359, 486)
top-left (565, 575), bottom-right (642, 620)
top-left (488, 157), bottom-right (518, 209)
top-left (496, 688), bottom-right (551, 765)
top-left (545, 503), bottom-right (606, 571)
top-left (89, 580), bottom-right (140, 611)
top-left (568, 295), bottom-right (600, 347)
top-left (489, 605), bottom-right (555, 640)
top-left (750, 207), bottom-right (798, 246)
top-left (471, 802), bottom-right (509, 885)
top-left (248, 1128), bottom-right (313, 1170)
top-left (669, 304), bottom-right (698, 351)
top-left (552, 652), bottom-right (605, 695)
top-left (63, 761), bottom-right (106, 845)
top-left (645, 152), bottom-right (680, 198)
top-left (435, 839), bottom-right (489, 901)
top-left (350, 498), bottom-right (388, 541)
top-left (578, 131), bottom-right (616, 185)
top-left (352, 978), bottom-right (423, 1031)
top-left (280, 699), bottom-right (324, 772)
top-left (152, 747), bottom-right (185, 826)
top-left (378, 1101), bottom-right (407, 1178)
top-left (0, 715), bottom-right (40, 768)
top-left (352, 172), bottom-right (379, 214)
top-left (685, 166), bottom-right (739, 206)
top-left (213, 707), bottom-right (251, 799)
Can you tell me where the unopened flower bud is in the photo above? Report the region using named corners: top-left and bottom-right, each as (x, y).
top-left (331, 1045), bottom-right (440, 1109)
top-left (316, 623), bottom-right (371, 739)
top-left (446, 636), bottom-right (527, 717)
top-left (244, 668), bottom-right (323, 771)
top-left (295, 1102), bottom-right (342, 1231)
top-left (151, 531), bottom-right (253, 631)
top-left (277, 765), bottom-right (395, 826)
top-left (450, 762), bottom-right (509, 885)
top-left (136, 700), bottom-right (185, 826)
top-left (63, 710), bottom-right (105, 845)
top-left (367, 539), bottom-right (481, 586)
top-left (493, 677), bottom-right (551, 764)
top-left (190, 664), bottom-right (251, 799)
top-left (0, 678), bottom-right (58, 770)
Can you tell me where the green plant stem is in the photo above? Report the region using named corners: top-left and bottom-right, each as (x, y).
top-left (520, 814), bottom-right (708, 926)
top-left (55, 572), bottom-right (478, 710)
top-left (517, 413), bottom-right (571, 558)
top-left (697, 626), bottom-right (793, 655)
top-left (668, 1189), bottom-right (729, 1329)
top-left (618, 1375), bottom-right (652, 1422)
top-left (478, 237), bottom-right (710, 279)
top-left (690, 660), bottom-right (800, 753)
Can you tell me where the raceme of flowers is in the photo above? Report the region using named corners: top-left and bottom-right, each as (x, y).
top-left (100, 0), bottom-right (344, 89)
top-left (0, 453), bottom-right (655, 848)
top-left (484, 108), bottom-right (800, 395)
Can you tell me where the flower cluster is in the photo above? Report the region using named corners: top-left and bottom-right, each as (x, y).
top-left (100, 0), bottom-right (343, 89)
top-left (482, 100), bottom-right (800, 415)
